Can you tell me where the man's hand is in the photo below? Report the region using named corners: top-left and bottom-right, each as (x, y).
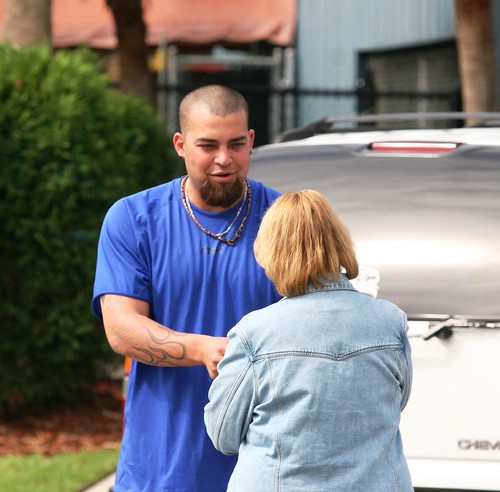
top-left (202, 335), bottom-right (229, 378)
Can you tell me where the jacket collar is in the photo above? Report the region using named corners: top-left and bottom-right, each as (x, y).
top-left (304, 273), bottom-right (357, 295)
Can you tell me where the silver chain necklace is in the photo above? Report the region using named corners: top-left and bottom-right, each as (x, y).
top-left (181, 177), bottom-right (252, 245)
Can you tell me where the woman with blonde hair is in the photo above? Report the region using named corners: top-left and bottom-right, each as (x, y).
top-left (205, 190), bottom-right (413, 491)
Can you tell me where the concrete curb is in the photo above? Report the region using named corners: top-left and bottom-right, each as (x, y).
top-left (81, 472), bottom-right (115, 492)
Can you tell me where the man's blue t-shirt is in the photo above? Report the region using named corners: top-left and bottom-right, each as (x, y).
top-left (92, 177), bottom-right (281, 491)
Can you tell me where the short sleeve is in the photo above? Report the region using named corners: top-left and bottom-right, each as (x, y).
top-left (91, 198), bottom-right (150, 319)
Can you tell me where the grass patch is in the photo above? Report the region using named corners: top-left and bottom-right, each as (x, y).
top-left (0, 447), bottom-right (119, 492)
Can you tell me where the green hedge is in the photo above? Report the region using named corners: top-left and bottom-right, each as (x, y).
top-left (0, 43), bottom-right (180, 416)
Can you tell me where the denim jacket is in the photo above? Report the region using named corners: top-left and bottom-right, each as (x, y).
top-left (204, 274), bottom-right (413, 491)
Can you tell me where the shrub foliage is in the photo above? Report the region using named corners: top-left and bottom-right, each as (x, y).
top-left (0, 43), bottom-right (179, 415)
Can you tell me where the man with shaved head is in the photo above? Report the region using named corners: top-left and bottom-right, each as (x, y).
top-left (92, 85), bottom-right (281, 491)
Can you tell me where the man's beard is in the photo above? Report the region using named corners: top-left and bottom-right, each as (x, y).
top-left (200, 178), bottom-right (245, 208)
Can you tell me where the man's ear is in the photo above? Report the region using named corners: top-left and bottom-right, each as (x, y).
top-left (248, 129), bottom-right (255, 149)
top-left (173, 132), bottom-right (185, 158)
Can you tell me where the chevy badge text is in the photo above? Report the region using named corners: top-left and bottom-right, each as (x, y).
top-left (458, 440), bottom-right (500, 451)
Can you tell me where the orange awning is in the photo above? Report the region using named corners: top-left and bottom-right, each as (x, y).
top-left (0, 0), bottom-right (297, 48)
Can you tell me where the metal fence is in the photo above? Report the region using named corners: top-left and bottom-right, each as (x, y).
top-left (156, 81), bottom-right (461, 145)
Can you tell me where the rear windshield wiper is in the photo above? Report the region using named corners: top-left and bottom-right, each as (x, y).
top-left (421, 317), bottom-right (500, 341)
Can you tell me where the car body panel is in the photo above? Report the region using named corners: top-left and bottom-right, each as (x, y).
top-left (250, 141), bottom-right (500, 319)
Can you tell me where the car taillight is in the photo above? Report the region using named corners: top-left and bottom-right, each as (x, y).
top-left (370, 142), bottom-right (460, 153)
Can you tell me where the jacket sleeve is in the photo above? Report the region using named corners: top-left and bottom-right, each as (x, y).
top-left (400, 312), bottom-right (413, 411)
top-left (204, 325), bottom-right (257, 455)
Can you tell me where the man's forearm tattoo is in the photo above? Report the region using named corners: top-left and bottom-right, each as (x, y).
top-left (132, 325), bottom-right (187, 366)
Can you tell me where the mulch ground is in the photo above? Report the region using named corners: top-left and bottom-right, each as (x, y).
top-left (0, 381), bottom-right (123, 456)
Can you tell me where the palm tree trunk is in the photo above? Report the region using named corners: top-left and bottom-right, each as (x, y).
top-left (4, 0), bottom-right (51, 46)
top-left (454, 0), bottom-right (496, 119)
top-left (106, 0), bottom-right (152, 104)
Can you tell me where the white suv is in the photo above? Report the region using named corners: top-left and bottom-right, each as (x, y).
top-left (250, 113), bottom-right (500, 492)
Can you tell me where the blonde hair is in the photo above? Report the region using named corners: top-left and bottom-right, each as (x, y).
top-left (179, 85), bottom-right (249, 133)
top-left (254, 190), bottom-right (359, 297)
